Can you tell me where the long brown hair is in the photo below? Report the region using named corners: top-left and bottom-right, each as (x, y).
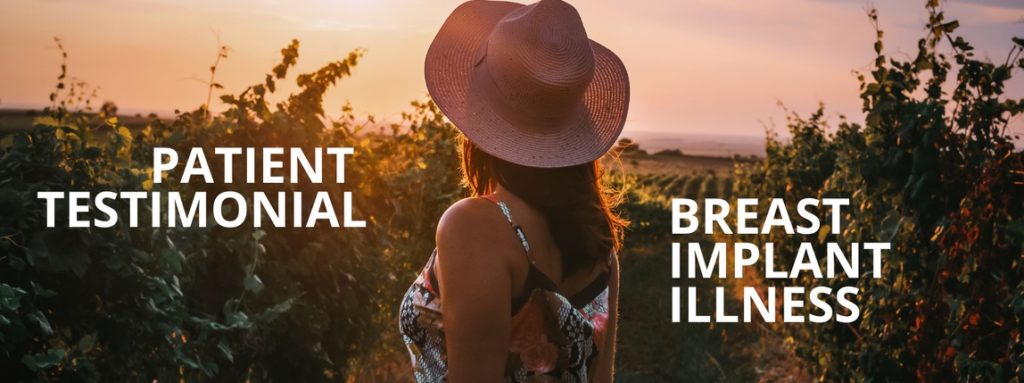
top-left (460, 136), bottom-right (628, 275)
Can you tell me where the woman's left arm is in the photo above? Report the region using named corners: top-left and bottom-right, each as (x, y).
top-left (434, 198), bottom-right (517, 382)
top-left (593, 254), bottom-right (619, 383)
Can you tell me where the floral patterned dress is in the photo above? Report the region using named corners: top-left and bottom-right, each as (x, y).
top-left (399, 196), bottom-right (611, 382)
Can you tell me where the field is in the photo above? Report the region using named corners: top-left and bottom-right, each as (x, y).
top-left (615, 152), bottom-right (740, 177)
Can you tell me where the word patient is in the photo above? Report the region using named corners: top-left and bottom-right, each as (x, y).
top-left (37, 147), bottom-right (366, 229)
top-left (668, 198), bottom-right (890, 324)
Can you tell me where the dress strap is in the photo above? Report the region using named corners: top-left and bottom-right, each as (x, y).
top-left (480, 195), bottom-right (533, 262)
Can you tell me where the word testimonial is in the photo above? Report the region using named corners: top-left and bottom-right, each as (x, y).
top-left (670, 198), bottom-right (889, 324)
top-left (37, 147), bottom-right (366, 229)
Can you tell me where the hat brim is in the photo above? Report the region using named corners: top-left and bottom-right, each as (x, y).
top-left (425, 0), bottom-right (630, 168)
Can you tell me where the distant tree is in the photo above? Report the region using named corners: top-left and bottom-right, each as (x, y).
top-left (99, 101), bottom-right (118, 117)
top-left (652, 148), bottom-right (685, 157)
top-left (614, 137), bottom-right (648, 156)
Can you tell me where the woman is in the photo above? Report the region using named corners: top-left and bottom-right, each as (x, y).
top-left (399, 0), bottom-right (630, 381)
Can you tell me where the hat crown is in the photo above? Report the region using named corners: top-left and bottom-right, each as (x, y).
top-left (478, 0), bottom-right (596, 131)
top-left (424, 0), bottom-right (629, 167)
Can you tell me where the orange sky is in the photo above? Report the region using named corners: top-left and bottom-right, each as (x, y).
top-left (1, 0), bottom-right (1022, 138)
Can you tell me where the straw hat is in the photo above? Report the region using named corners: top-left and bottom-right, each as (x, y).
top-left (425, 0), bottom-right (630, 168)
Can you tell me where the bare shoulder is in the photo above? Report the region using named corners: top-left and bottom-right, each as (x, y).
top-left (435, 197), bottom-right (520, 265)
top-left (436, 197), bottom-right (504, 241)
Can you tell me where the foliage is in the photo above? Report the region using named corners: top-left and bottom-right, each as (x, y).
top-left (731, 3), bottom-right (1024, 381)
top-left (0, 39), bottom-right (461, 381)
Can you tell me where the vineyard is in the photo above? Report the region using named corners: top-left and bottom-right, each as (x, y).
top-left (1, 2), bottom-right (1022, 382)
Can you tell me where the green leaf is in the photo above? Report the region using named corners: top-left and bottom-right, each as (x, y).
top-left (940, 20), bottom-right (959, 33)
top-left (117, 126), bottom-right (132, 144)
top-left (256, 297), bottom-right (296, 322)
top-left (243, 274), bottom-right (264, 294)
top-left (200, 359), bottom-right (218, 377)
top-left (0, 283), bottom-right (26, 311)
top-left (77, 333), bottom-right (97, 352)
top-left (21, 348), bottom-right (65, 371)
top-left (227, 311), bottom-right (250, 327)
top-left (31, 281), bottom-right (57, 298)
top-left (26, 311), bottom-right (53, 335)
top-left (217, 341), bottom-right (234, 363)
top-left (179, 355), bottom-right (200, 369)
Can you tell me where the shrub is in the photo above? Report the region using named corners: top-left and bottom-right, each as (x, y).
top-left (732, 3), bottom-right (1024, 381)
top-left (0, 39), bottom-right (462, 382)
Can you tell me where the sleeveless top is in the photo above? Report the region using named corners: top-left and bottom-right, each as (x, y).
top-left (399, 196), bottom-right (611, 382)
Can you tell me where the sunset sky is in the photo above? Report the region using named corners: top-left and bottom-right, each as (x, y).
top-left (1, 0), bottom-right (1022, 139)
